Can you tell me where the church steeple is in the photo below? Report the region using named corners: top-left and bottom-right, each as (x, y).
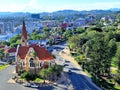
top-left (21, 20), bottom-right (28, 46)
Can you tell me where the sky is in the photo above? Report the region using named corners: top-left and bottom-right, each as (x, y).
top-left (0, 0), bottom-right (120, 13)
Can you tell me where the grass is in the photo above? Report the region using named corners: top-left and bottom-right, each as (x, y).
top-left (84, 70), bottom-right (92, 78)
top-left (0, 64), bottom-right (9, 71)
top-left (115, 85), bottom-right (120, 90)
top-left (34, 78), bottom-right (43, 83)
top-left (111, 67), bottom-right (118, 74)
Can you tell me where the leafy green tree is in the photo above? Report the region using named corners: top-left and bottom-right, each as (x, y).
top-left (43, 27), bottom-right (51, 37)
top-left (9, 34), bottom-right (21, 44)
top-left (39, 68), bottom-right (48, 83)
top-left (115, 45), bottom-right (120, 71)
top-left (85, 36), bottom-right (112, 77)
top-left (0, 49), bottom-right (4, 60)
top-left (75, 27), bottom-right (85, 34)
top-left (63, 30), bottom-right (72, 38)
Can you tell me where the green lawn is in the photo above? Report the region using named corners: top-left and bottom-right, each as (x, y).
top-left (115, 85), bottom-right (120, 90)
top-left (34, 78), bottom-right (43, 83)
top-left (111, 67), bottom-right (118, 74)
top-left (0, 64), bottom-right (9, 71)
top-left (84, 70), bottom-right (92, 78)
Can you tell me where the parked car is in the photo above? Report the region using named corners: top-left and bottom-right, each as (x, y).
top-left (31, 83), bottom-right (39, 88)
top-left (53, 82), bottom-right (58, 86)
top-left (23, 82), bottom-right (31, 87)
top-left (68, 70), bottom-right (72, 74)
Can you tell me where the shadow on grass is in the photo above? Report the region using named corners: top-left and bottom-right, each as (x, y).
top-left (91, 76), bottom-right (119, 90)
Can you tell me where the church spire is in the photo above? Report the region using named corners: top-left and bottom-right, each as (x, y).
top-left (21, 20), bottom-right (28, 46)
top-left (22, 20), bottom-right (27, 40)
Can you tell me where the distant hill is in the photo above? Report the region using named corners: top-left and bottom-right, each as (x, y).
top-left (47, 9), bottom-right (113, 16)
top-left (109, 8), bottom-right (120, 11)
top-left (0, 12), bottom-right (30, 17)
top-left (0, 8), bottom-right (119, 18)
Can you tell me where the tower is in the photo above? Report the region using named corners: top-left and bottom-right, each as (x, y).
top-left (21, 20), bottom-right (28, 46)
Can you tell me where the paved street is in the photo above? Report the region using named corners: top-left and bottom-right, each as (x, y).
top-left (52, 43), bottom-right (101, 90)
top-left (0, 42), bottom-right (101, 90)
top-left (0, 65), bottom-right (68, 90)
top-left (0, 65), bottom-right (37, 90)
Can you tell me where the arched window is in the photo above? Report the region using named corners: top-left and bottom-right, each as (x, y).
top-left (29, 58), bottom-right (35, 67)
top-left (22, 62), bottom-right (25, 66)
top-left (39, 62), bottom-right (42, 67)
top-left (22, 40), bottom-right (24, 42)
top-left (49, 62), bottom-right (51, 66)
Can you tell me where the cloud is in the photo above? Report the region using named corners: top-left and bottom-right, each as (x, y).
top-left (0, 0), bottom-right (119, 12)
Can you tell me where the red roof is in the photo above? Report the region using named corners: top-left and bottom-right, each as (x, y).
top-left (34, 46), bottom-right (53, 60)
top-left (22, 21), bottom-right (27, 39)
top-left (0, 45), bottom-right (5, 48)
top-left (7, 48), bottom-right (16, 53)
top-left (60, 23), bottom-right (67, 28)
top-left (17, 45), bottom-right (53, 60)
top-left (18, 46), bottom-right (29, 59)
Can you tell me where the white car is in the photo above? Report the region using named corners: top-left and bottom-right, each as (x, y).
top-left (23, 82), bottom-right (31, 87)
top-left (31, 84), bottom-right (39, 88)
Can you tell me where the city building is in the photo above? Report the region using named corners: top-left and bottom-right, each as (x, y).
top-left (5, 48), bottom-right (16, 60)
top-left (0, 22), bottom-right (14, 34)
top-left (74, 18), bottom-right (86, 27)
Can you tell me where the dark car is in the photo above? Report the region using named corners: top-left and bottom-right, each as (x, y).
top-left (68, 70), bottom-right (72, 74)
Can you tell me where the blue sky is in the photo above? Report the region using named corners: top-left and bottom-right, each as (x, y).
top-left (0, 0), bottom-right (120, 12)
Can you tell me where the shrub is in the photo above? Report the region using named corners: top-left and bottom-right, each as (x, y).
top-left (21, 71), bottom-right (36, 81)
top-left (115, 73), bottom-right (120, 84)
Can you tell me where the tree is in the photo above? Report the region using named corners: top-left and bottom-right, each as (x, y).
top-left (39, 68), bottom-right (48, 83)
top-left (75, 27), bottom-right (85, 34)
top-left (63, 30), bottom-right (72, 38)
top-left (43, 27), bottom-right (51, 37)
top-left (0, 49), bottom-right (4, 60)
top-left (85, 36), bottom-right (112, 77)
top-left (115, 45), bottom-right (120, 71)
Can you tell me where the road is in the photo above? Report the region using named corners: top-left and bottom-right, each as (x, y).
top-left (0, 42), bottom-right (101, 90)
top-left (52, 43), bottom-right (101, 90)
top-left (0, 64), bottom-right (67, 90)
top-left (0, 65), bottom-right (37, 90)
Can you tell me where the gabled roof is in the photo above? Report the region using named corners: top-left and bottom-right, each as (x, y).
top-left (17, 44), bottom-right (53, 60)
top-left (0, 45), bottom-right (5, 48)
top-left (22, 20), bottom-right (27, 39)
top-left (7, 48), bottom-right (16, 53)
top-left (18, 46), bottom-right (29, 59)
top-left (60, 23), bottom-right (67, 28)
top-left (34, 46), bottom-right (53, 60)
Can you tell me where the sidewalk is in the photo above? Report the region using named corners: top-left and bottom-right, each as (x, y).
top-left (59, 48), bottom-right (87, 76)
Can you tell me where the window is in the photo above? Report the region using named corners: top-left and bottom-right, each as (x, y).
top-left (29, 58), bottom-right (35, 67)
top-left (39, 62), bottom-right (42, 67)
top-left (22, 62), bottom-right (25, 66)
top-left (49, 62), bottom-right (51, 66)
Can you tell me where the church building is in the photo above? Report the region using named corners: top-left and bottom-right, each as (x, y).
top-left (15, 21), bottom-right (54, 74)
